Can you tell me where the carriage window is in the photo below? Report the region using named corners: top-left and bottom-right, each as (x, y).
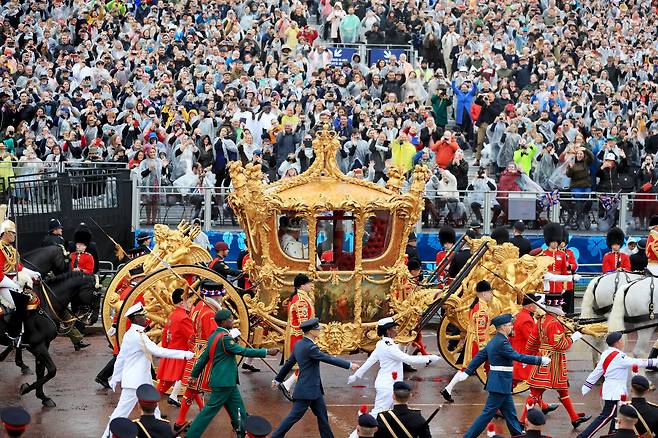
top-left (362, 211), bottom-right (392, 260)
top-left (278, 213), bottom-right (310, 261)
top-left (317, 211), bottom-right (355, 271)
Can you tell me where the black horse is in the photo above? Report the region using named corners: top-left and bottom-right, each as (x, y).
top-left (0, 271), bottom-right (99, 407)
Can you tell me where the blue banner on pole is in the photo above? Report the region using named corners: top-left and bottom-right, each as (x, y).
top-left (328, 47), bottom-right (357, 66)
top-left (369, 48), bottom-right (407, 65)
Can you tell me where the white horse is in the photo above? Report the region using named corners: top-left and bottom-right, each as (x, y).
top-left (605, 275), bottom-right (658, 361)
top-left (580, 272), bottom-right (644, 363)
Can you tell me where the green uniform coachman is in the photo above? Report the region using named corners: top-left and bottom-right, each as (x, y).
top-left (185, 309), bottom-right (278, 438)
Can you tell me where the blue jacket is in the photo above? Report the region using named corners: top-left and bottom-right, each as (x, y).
top-left (451, 80), bottom-right (478, 125)
top-left (465, 332), bottom-right (542, 394)
top-left (275, 336), bottom-right (351, 400)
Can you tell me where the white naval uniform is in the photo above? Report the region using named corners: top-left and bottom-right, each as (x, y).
top-left (351, 336), bottom-right (439, 419)
top-left (582, 347), bottom-right (654, 400)
top-left (101, 323), bottom-right (192, 438)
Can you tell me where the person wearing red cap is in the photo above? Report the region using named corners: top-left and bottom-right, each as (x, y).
top-left (210, 241), bottom-right (242, 279)
top-left (1, 407), bottom-right (30, 437)
top-left (134, 383), bottom-right (174, 437)
top-left (155, 288), bottom-right (194, 410)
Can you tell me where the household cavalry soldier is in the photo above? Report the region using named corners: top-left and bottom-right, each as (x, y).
top-left (280, 273), bottom-right (315, 400)
top-left (184, 309), bottom-right (279, 438)
top-left (174, 281), bottom-right (224, 434)
top-left (577, 332), bottom-right (656, 438)
top-left (102, 303), bottom-right (194, 438)
top-left (646, 215), bottom-right (658, 275)
top-left (435, 226), bottom-right (456, 282)
top-left (441, 280), bottom-right (494, 403)
top-left (346, 317), bottom-right (440, 437)
top-left (520, 292), bottom-right (591, 430)
top-left (542, 222), bottom-right (569, 294)
top-left (629, 375), bottom-right (658, 437)
top-left (0, 219), bottom-right (40, 321)
top-left (602, 227), bottom-right (631, 273)
top-left (453, 313), bottom-right (548, 438)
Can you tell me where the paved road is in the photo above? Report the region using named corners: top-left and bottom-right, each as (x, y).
top-left (0, 331), bottom-right (651, 437)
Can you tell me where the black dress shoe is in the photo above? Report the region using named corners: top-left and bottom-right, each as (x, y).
top-left (542, 403), bottom-right (559, 415)
top-left (403, 363), bottom-right (417, 373)
top-left (74, 341), bottom-right (91, 351)
top-left (173, 421), bottom-right (190, 434)
top-left (95, 377), bottom-right (111, 389)
top-left (167, 397), bottom-right (181, 407)
top-left (440, 388), bottom-right (454, 403)
top-left (242, 363), bottom-right (261, 373)
top-left (572, 415), bottom-right (591, 429)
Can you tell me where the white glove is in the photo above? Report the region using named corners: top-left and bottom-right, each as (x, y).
top-left (184, 351), bottom-right (195, 360)
top-left (581, 384), bottom-right (591, 396)
top-left (455, 370), bottom-right (469, 383)
top-left (572, 274), bottom-right (582, 283)
top-left (109, 378), bottom-right (119, 392)
top-left (229, 328), bottom-right (241, 339)
top-left (348, 375), bottom-right (357, 385)
top-left (541, 356), bottom-right (551, 366)
top-left (107, 326), bottom-right (117, 337)
top-left (427, 355), bottom-right (440, 365)
top-left (23, 268), bottom-right (40, 279)
top-left (0, 275), bottom-right (19, 290)
top-left (571, 331), bottom-right (583, 343)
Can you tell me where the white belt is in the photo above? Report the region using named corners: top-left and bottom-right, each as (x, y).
top-left (489, 366), bottom-right (513, 373)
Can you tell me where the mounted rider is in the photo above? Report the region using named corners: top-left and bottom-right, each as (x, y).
top-left (602, 227), bottom-right (631, 273)
top-left (542, 223), bottom-right (569, 295)
top-left (0, 219), bottom-right (40, 321)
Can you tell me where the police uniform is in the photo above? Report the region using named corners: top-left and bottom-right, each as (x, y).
top-left (602, 228), bottom-right (632, 273)
top-left (41, 218), bottom-right (66, 248)
top-left (461, 314), bottom-right (544, 438)
top-left (71, 227), bottom-right (95, 274)
top-left (134, 384), bottom-right (174, 438)
top-left (349, 317), bottom-right (439, 431)
top-left (1, 406), bottom-right (31, 437)
top-left (542, 223), bottom-right (569, 293)
top-left (102, 303), bottom-right (193, 438)
top-left (374, 383), bottom-right (430, 438)
top-left (578, 332), bottom-right (655, 438)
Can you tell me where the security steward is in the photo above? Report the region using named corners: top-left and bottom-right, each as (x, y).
top-left (41, 218), bottom-right (66, 247)
top-left (134, 383), bottom-right (174, 438)
top-left (0, 406), bottom-right (31, 437)
top-left (374, 381), bottom-right (430, 438)
top-left (209, 241), bottom-right (242, 279)
top-left (630, 375), bottom-right (658, 437)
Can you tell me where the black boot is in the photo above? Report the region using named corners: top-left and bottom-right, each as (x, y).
top-left (648, 348), bottom-right (658, 371)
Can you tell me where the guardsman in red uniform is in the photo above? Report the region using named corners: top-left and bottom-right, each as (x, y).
top-left (70, 228), bottom-right (95, 274)
top-left (646, 216), bottom-right (658, 276)
top-left (542, 223), bottom-right (569, 294)
top-left (435, 226), bottom-right (456, 282)
top-left (521, 293), bottom-right (591, 429)
top-left (602, 227), bottom-right (631, 273)
top-left (560, 228), bottom-right (578, 315)
top-left (174, 281), bottom-right (224, 434)
top-left (279, 273), bottom-right (315, 400)
top-left (156, 288), bottom-right (194, 412)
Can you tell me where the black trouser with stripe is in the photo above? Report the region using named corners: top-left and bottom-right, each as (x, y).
top-left (576, 399), bottom-right (617, 438)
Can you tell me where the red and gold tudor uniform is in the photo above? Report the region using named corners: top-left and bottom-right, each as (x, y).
top-left (602, 227), bottom-right (631, 273)
top-left (647, 216), bottom-right (658, 276)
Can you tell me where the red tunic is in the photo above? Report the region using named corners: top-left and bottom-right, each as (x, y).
top-left (285, 291), bottom-right (314, 358)
top-left (563, 248), bottom-right (577, 290)
top-left (70, 252), bottom-right (95, 274)
top-left (542, 248), bottom-right (568, 293)
top-left (525, 313), bottom-right (572, 390)
top-left (511, 308), bottom-right (536, 382)
top-left (182, 301), bottom-right (218, 392)
top-left (465, 301), bottom-right (489, 365)
top-left (241, 254), bottom-right (252, 289)
top-left (602, 251), bottom-right (631, 273)
top-left (156, 306), bottom-right (194, 382)
top-left (0, 244), bottom-right (23, 282)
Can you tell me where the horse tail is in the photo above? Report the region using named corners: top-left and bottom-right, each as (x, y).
top-left (608, 280), bottom-right (633, 332)
top-left (580, 276), bottom-right (599, 319)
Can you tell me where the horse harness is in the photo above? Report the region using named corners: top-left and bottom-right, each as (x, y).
top-left (592, 272), bottom-right (633, 315)
top-left (624, 275), bottom-right (656, 324)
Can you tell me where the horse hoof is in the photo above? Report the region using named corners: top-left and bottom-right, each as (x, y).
top-left (21, 367), bottom-right (32, 375)
top-left (42, 398), bottom-right (56, 408)
top-left (19, 383), bottom-right (30, 395)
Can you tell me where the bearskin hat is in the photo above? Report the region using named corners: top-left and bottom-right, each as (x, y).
top-left (438, 226), bottom-right (456, 246)
top-left (74, 224), bottom-right (92, 246)
top-left (561, 227), bottom-right (569, 244)
top-left (606, 227), bottom-right (625, 248)
top-left (543, 222), bottom-right (562, 245)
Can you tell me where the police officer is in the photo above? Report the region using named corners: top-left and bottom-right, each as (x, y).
top-left (41, 218), bottom-right (65, 247)
top-left (209, 241), bottom-right (242, 279)
top-left (630, 375), bottom-right (658, 436)
top-left (374, 381), bottom-right (430, 438)
top-left (0, 406), bottom-right (30, 437)
top-left (125, 232), bottom-right (151, 260)
top-left (134, 384), bottom-right (174, 438)
top-left (109, 418), bottom-right (138, 438)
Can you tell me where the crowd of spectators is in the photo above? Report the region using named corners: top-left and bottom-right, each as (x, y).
top-left (0, 0), bottom-right (658, 230)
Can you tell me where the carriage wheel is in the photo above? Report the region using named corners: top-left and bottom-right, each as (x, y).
top-left (101, 255), bottom-right (149, 349)
top-left (436, 315), bottom-right (529, 394)
top-left (115, 265), bottom-right (250, 365)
